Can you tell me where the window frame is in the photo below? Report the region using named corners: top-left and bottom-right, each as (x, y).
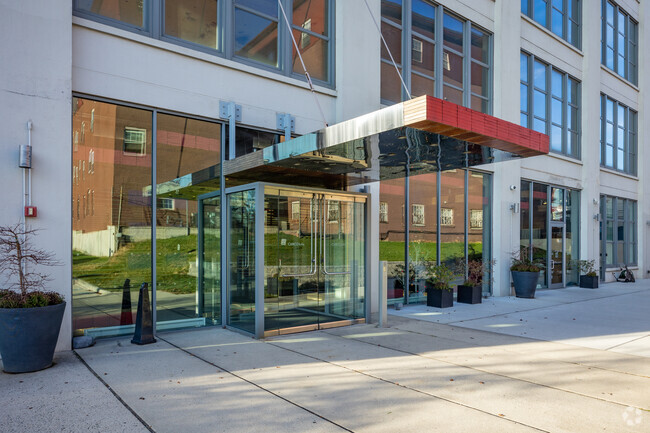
top-left (520, 51), bottom-right (581, 159)
top-left (380, 0), bottom-right (493, 114)
top-left (522, 0), bottom-right (582, 49)
top-left (73, 0), bottom-right (335, 87)
top-left (601, 195), bottom-right (637, 267)
top-left (599, 94), bottom-right (637, 175)
top-left (601, 0), bottom-right (638, 85)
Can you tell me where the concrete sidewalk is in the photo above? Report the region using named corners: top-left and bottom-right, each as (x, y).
top-left (2, 282), bottom-right (649, 432)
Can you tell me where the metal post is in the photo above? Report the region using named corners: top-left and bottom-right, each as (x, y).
top-left (378, 260), bottom-right (387, 327)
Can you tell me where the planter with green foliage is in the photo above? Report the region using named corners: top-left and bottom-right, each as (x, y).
top-left (574, 259), bottom-right (599, 289)
top-left (0, 224), bottom-right (65, 373)
top-left (457, 259), bottom-right (496, 304)
top-left (510, 248), bottom-right (542, 299)
top-left (425, 263), bottom-right (455, 308)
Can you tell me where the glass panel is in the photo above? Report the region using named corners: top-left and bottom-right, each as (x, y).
top-left (532, 183), bottom-right (548, 287)
top-left (468, 171), bottom-right (491, 294)
top-left (381, 21), bottom-right (402, 64)
top-left (412, 0), bottom-right (435, 41)
top-left (412, 73), bottom-right (434, 98)
top-left (381, 62), bottom-right (403, 103)
top-left (72, 98), bottom-right (152, 336)
top-left (551, 8), bottom-right (563, 38)
top-left (534, 0), bottom-right (547, 26)
top-left (293, 0), bottom-right (328, 36)
top-left (155, 113), bottom-right (221, 330)
top-left (470, 28), bottom-right (489, 63)
top-left (412, 38), bottom-right (435, 77)
top-left (76, 0), bottom-right (147, 28)
top-left (443, 50), bottom-right (463, 88)
top-left (534, 90), bottom-right (546, 119)
top-left (235, 0), bottom-right (277, 18)
top-left (520, 83), bottom-right (528, 112)
top-left (521, 53), bottom-right (529, 83)
top-left (440, 170), bottom-right (465, 270)
top-left (534, 61), bottom-right (546, 91)
top-left (443, 85), bottom-right (463, 106)
top-left (380, 178), bottom-right (405, 302)
top-left (228, 126), bottom-right (280, 159)
top-left (228, 189), bottom-right (256, 333)
top-left (292, 30), bottom-right (328, 82)
top-left (551, 70), bottom-right (562, 98)
top-left (550, 187), bottom-right (564, 221)
top-left (550, 124), bottom-right (562, 152)
top-left (443, 13), bottom-right (464, 52)
top-left (471, 95), bottom-right (489, 114)
top-left (550, 225), bottom-right (563, 286)
top-left (381, 0), bottom-right (402, 26)
top-left (520, 113), bottom-right (528, 127)
top-left (409, 173), bottom-right (437, 303)
top-left (471, 63), bottom-right (489, 98)
top-left (202, 197), bottom-right (221, 323)
top-left (521, 180), bottom-right (531, 253)
top-left (551, 98), bottom-right (562, 125)
top-left (234, 8), bottom-right (279, 67)
top-left (565, 189), bottom-right (579, 285)
top-left (164, 0), bottom-right (218, 49)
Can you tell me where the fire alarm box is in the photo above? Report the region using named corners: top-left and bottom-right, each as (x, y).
top-left (24, 206), bottom-right (37, 217)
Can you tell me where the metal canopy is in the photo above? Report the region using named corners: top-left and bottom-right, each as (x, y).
top-left (157, 96), bottom-right (549, 197)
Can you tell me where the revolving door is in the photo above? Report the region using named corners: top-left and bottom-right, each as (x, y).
top-left (222, 183), bottom-right (366, 338)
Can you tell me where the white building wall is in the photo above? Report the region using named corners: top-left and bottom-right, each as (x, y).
top-left (0, 0), bottom-right (73, 351)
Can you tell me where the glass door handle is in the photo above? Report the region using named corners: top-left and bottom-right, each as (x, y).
top-left (281, 258), bottom-right (317, 277)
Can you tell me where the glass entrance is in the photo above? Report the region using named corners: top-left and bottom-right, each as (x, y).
top-left (264, 187), bottom-right (365, 334)
top-left (550, 224), bottom-right (564, 287)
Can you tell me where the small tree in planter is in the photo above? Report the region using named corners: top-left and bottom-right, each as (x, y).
top-left (574, 259), bottom-right (598, 289)
top-left (0, 224), bottom-right (65, 373)
top-left (510, 247), bottom-right (543, 298)
top-left (424, 263), bottom-right (455, 308)
top-left (456, 259), bottom-right (496, 304)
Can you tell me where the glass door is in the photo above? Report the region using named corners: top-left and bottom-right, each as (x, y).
top-left (549, 224), bottom-right (565, 288)
top-left (264, 186), bottom-right (365, 334)
top-left (227, 190), bottom-right (256, 333)
top-left (198, 195), bottom-right (221, 325)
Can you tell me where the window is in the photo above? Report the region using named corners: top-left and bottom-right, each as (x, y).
top-left (470, 209), bottom-right (483, 229)
top-left (291, 201), bottom-right (300, 220)
top-left (602, 1), bottom-right (638, 84)
top-left (380, 0), bottom-right (492, 113)
top-left (380, 201), bottom-right (389, 223)
top-left (600, 94), bottom-right (637, 175)
top-left (522, 0), bottom-right (581, 48)
top-left (440, 208), bottom-right (453, 226)
top-left (88, 149), bottom-right (95, 174)
top-left (158, 198), bottom-right (175, 210)
top-left (327, 201), bottom-right (340, 223)
top-left (601, 195), bottom-right (636, 267)
top-left (123, 127), bottom-right (147, 154)
top-left (74, 0), bottom-right (333, 85)
top-left (412, 204), bottom-right (425, 226)
top-left (520, 52), bottom-right (580, 158)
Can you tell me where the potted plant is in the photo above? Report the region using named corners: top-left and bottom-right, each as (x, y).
top-left (510, 247), bottom-right (542, 298)
top-left (425, 263), bottom-right (455, 308)
top-left (456, 259), bottom-right (496, 304)
top-left (0, 224), bottom-right (65, 373)
top-left (575, 259), bottom-right (598, 289)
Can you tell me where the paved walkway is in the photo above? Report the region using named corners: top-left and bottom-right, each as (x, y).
top-left (2, 281), bottom-right (649, 432)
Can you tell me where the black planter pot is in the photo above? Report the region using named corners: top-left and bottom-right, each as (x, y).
top-left (511, 271), bottom-right (539, 298)
top-left (427, 287), bottom-right (453, 308)
top-left (579, 275), bottom-right (599, 289)
top-left (457, 285), bottom-right (482, 304)
top-left (0, 302), bottom-right (66, 373)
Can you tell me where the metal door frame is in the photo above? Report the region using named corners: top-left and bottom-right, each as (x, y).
top-left (548, 221), bottom-right (565, 288)
top-left (197, 190), bottom-right (222, 323)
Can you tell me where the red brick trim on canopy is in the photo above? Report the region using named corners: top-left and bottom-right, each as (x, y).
top-left (403, 95), bottom-right (549, 157)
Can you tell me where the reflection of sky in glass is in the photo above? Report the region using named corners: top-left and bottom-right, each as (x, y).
top-left (551, 10), bottom-right (563, 37)
top-left (551, 70), bottom-right (562, 97)
top-left (520, 54), bottom-right (528, 81)
top-left (235, 9), bottom-right (273, 49)
top-left (412, 0), bottom-right (434, 21)
top-left (235, 0), bottom-right (277, 18)
top-left (533, 61), bottom-right (546, 90)
top-left (520, 83), bottom-right (528, 112)
top-left (534, 0), bottom-right (546, 26)
top-left (534, 90), bottom-right (545, 118)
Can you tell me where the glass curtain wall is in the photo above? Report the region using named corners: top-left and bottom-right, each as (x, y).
top-left (381, 169), bottom-right (492, 304)
top-left (72, 98), bottom-right (153, 336)
top-left (155, 113), bottom-right (221, 330)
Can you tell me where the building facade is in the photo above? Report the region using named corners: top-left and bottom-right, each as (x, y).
top-left (1, 0), bottom-right (648, 350)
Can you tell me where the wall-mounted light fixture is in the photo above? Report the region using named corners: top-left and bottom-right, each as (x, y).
top-left (593, 198), bottom-right (599, 205)
top-left (509, 185), bottom-right (517, 191)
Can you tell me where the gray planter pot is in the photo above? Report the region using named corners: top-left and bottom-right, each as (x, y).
top-left (579, 275), bottom-right (599, 289)
top-left (457, 285), bottom-right (482, 304)
top-left (0, 302), bottom-right (66, 373)
top-left (511, 271), bottom-right (539, 298)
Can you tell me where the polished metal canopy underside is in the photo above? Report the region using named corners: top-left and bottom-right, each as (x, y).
top-left (158, 96), bottom-right (549, 198)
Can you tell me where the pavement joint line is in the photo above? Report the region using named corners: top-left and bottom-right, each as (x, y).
top-left (318, 327), bottom-right (650, 412)
top-left (388, 323), bottom-right (650, 380)
top-left (265, 339), bottom-right (551, 433)
top-left (157, 335), bottom-right (354, 433)
top-left (445, 288), bottom-right (650, 325)
top-left (604, 333), bottom-right (650, 351)
top-left (73, 350), bottom-right (156, 433)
